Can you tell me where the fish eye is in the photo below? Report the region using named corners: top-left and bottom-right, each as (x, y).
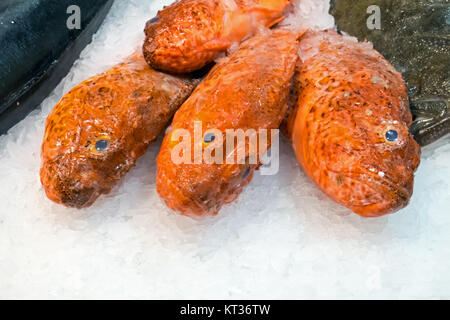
top-left (89, 135), bottom-right (111, 155)
top-left (379, 125), bottom-right (403, 146)
top-left (95, 139), bottom-right (109, 151)
top-left (203, 132), bottom-right (216, 144)
top-left (149, 17), bottom-right (159, 24)
top-left (243, 167), bottom-right (251, 179)
top-left (385, 129), bottom-right (398, 142)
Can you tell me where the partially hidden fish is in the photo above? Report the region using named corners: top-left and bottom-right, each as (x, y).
top-left (284, 30), bottom-right (421, 217)
top-left (40, 50), bottom-right (198, 208)
top-left (330, 0), bottom-right (449, 146)
top-left (143, 0), bottom-right (292, 74)
top-left (156, 30), bottom-right (299, 217)
top-left (0, 0), bottom-right (113, 135)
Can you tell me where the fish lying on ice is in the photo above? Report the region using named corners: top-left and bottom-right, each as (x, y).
top-left (0, 0), bottom-right (113, 135)
top-left (143, 0), bottom-right (292, 74)
top-left (156, 30), bottom-right (299, 217)
top-left (40, 50), bottom-right (198, 208)
top-left (330, 0), bottom-right (449, 146)
top-left (284, 30), bottom-right (421, 217)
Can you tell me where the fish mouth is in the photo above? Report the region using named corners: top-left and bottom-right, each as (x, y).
top-left (41, 160), bottom-right (102, 209)
top-left (156, 169), bottom-right (217, 217)
top-left (51, 174), bottom-right (101, 209)
top-left (42, 174), bottom-right (99, 209)
top-left (60, 186), bottom-right (98, 209)
top-left (340, 170), bottom-right (412, 217)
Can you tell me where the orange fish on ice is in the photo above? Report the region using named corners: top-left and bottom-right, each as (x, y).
top-left (143, 0), bottom-right (292, 74)
top-left (41, 50), bottom-right (197, 208)
top-left (284, 30), bottom-right (421, 217)
top-left (156, 30), bottom-right (299, 217)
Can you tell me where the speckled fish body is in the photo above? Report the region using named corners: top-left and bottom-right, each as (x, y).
top-left (143, 0), bottom-right (292, 74)
top-left (330, 0), bottom-right (449, 146)
top-left (156, 30), bottom-right (299, 217)
top-left (285, 30), bottom-right (421, 217)
top-left (40, 50), bottom-right (197, 208)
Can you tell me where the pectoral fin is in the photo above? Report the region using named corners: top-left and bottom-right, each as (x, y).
top-left (410, 99), bottom-right (448, 118)
top-left (202, 38), bottom-right (232, 52)
top-left (410, 115), bottom-right (450, 146)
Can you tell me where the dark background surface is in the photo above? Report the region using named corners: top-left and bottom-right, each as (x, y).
top-left (0, 0), bottom-right (114, 134)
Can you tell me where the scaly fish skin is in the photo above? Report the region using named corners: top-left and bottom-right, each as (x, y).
top-left (156, 30), bottom-right (299, 217)
top-left (286, 30), bottom-right (421, 217)
top-left (143, 0), bottom-right (291, 74)
top-left (40, 51), bottom-right (197, 208)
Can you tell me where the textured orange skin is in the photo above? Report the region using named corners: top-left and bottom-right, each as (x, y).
top-left (156, 30), bottom-right (299, 217)
top-left (286, 30), bottom-right (421, 217)
top-left (143, 0), bottom-right (292, 74)
top-left (40, 50), bottom-right (197, 208)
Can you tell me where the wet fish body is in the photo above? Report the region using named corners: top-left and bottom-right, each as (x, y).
top-left (330, 0), bottom-right (450, 146)
top-left (143, 0), bottom-right (292, 74)
top-left (0, 0), bottom-right (113, 135)
top-left (286, 30), bottom-right (421, 217)
top-left (156, 30), bottom-right (299, 217)
top-left (40, 51), bottom-right (197, 208)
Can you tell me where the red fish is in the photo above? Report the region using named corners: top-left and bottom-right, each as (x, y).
top-left (284, 30), bottom-right (421, 217)
top-left (41, 50), bottom-right (197, 208)
top-left (143, 0), bottom-right (292, 74)
top-left (156, 30), bottom-right (299, 217)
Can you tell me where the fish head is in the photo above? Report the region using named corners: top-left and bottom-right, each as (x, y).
top-left (311, 93), bottom-right (421, 217)
top-left (157, 123), bottom-right (256, 217)
top-left (40, 97), bottom-right (131, 208)
top-left (143, 1), bottom-right (228, 73)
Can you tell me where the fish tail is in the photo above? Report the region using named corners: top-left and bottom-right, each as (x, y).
top-left (239, 0), bottom-right (293, 27)
top-left (221, 0), bottom-right (294, 44)
top-left (255, 0), bottom-right (293, 14)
